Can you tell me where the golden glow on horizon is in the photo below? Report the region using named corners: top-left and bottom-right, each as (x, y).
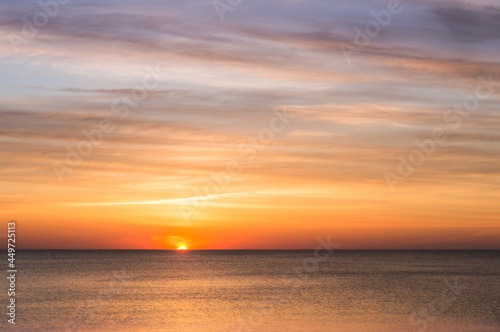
top-left (177, 245), bottom-right (188, 251)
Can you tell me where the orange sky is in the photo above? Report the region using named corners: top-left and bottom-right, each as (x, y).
top-left (1, 0), bottom-right (499, 249)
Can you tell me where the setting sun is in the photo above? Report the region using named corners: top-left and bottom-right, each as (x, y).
top-left (177, 245), bottom-right (188, 251)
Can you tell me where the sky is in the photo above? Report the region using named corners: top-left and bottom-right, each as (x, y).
top-left (0, 0), bottom-right (499, 249)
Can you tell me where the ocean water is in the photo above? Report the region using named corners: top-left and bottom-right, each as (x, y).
top-left (4, 250), bottom-right (500, 331)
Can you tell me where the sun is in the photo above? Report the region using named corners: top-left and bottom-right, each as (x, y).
top-left (177, 245), bottom-right (188, 251)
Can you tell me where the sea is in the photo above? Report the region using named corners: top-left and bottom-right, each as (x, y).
top-left (3, 250), bottom-right (500, 331)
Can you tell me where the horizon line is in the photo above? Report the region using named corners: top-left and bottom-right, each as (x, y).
top-left (7, 248), bottom-right (500, 251)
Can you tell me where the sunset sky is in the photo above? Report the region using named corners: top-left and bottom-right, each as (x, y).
top-left (1, 0), bottom-right (499, 249)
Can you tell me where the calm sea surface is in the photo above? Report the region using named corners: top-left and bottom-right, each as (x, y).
top-left (4, 250), bottom-right (500, 331)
